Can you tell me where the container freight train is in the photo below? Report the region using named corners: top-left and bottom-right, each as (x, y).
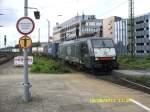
top-left (43, 37), bottom-right (118, 72)
top-left (43, 42), bottom-right (59, 58)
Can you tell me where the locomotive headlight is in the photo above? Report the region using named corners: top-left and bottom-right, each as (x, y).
top-left (95, 57), bottom-right (99, 60)
top-left (113, 57), bottom-right (116, 60)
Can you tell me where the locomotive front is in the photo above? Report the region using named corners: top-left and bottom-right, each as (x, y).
top-left (91, 38), bottom-right (118, 72)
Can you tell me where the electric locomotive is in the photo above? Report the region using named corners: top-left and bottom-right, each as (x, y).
top-left (58, 37), bottom-right (118, 72)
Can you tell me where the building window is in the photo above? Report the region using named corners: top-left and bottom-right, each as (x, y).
top-left (136, 28), bottom-right (144, 31)
top-left (136, 36), bottom-right (144, 38)
top-left (109, 20), bottom-right (112, 25)
top-left (136, 21), bottom-right (144, 24)
top-left (109, 26), bottom-right (112, 30)
top-left (136, 43), bottom-right (144, 46)
top-left (86, 22), bottom-right (89, 26)
top-left (146, 19), bottom-right (149, 22)
top-left (136, 50), bottom-right (144, 53)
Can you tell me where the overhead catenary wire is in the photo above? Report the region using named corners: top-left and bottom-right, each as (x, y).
top-left (99, 0), bottom-right (128, 18)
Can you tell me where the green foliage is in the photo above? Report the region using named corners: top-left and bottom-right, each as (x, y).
top-left (134, 76), bottom-right (150, 82)
top-left (32, 42), bottom-right (41, 47)
top-left (30, 56), bottom-right (71, 74)
top-left (118, 55), bottom-right (150, 70)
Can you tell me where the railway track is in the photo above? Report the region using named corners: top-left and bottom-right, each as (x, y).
top-left (41, 58), bottom-right (150, 94)
top-left (0, 52), bottom-right (14, 65)
top-left (66, 63), bottom-right (150, 94)
top-left (89, 74), bottom-right (150, 94)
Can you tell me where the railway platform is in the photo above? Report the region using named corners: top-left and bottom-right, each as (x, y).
top-left (0, 61), bottom-right (150, 112)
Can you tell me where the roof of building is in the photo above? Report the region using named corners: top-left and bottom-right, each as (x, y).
top-left (53, 15), bottom-right (101, 30)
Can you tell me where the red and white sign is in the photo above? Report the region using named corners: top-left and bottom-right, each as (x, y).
top-left (14, 56), bottom-right (33, 67)
top-left (16, 17), bottom-right (35, 35)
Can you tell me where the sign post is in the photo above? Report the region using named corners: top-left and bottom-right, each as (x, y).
top-left (16, 0), bottom-right (35, 102)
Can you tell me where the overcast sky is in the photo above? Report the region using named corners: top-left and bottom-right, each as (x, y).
top-left (0, 0), bottom-right (150, 47)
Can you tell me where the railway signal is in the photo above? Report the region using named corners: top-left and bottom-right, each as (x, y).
top-left (34, 11), bottom-right (40, 19)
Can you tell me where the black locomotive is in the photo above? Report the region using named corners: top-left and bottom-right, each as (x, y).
top-left (43, 37), bottom-right (118, 72)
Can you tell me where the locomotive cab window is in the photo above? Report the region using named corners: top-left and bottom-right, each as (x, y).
top-left (103, 40), bottom-right (114, 48)
top-left (92, 39), bottom-right (114, 48)
top-left (92, 39), bottom-right (103, 48)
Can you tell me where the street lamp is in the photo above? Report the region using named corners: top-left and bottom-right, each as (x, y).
top-left (47, 19), bottom-right (50, 42)
top-left (57, 15), bottom-right (63, 24)
top-left (0, 13), bottom-right (4, 27)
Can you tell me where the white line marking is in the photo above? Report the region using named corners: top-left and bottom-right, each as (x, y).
top-left (130, 99), bottom-right (150, 112)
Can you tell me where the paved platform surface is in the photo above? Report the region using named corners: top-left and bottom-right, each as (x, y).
top-left (0, 61), bottom-right (150, 112)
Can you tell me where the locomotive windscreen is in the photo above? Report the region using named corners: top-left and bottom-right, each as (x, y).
top-left (92, 39), bottom-right (114, 48)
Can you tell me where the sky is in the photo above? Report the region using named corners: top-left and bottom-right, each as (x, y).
top-left (0, 0), bottom-right (150, 48)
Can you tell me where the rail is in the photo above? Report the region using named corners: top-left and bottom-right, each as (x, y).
top-left (98, 74), bottom-right (150, 94)
top-left (0, 52), bottom-right (14, 65)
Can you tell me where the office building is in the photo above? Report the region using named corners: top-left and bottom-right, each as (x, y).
top-left (53, 15), bottom-right (102, 41)
top-left (103, 16), bottom-right (121, 41)
top-left (132, 13), bottom-right (150, 56)
top-left (115, 19), bottom-right (128, 55)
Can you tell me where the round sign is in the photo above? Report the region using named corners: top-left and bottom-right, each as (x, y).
top-left (19, 36), bottom-right (32, 48)
top-left (16, 17), bottom-right (35, 35)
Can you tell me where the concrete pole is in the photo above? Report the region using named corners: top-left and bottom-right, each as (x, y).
top-left (23, 0), bottom-right (31, 102)
top-left (37, 28), bottom-right (40, 54)
top-left (47, 20), bottom-right (50, 42)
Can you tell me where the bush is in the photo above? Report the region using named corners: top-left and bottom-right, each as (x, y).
top-left (118, 55), bottom-right (150, 70)
top-left (30, 56), bottom-right (71, 74)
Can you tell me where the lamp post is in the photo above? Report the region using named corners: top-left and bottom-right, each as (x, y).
top-left (0, 13), bottom-right (4, 27)
top-left (57, 15), bottom-right (63, 24)
top-left (47, 20), bottom-right (50, 42)
top-left (37, 28), bottom-right (40, 54)
top-left (57, 15), bottom-right (63, 41)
